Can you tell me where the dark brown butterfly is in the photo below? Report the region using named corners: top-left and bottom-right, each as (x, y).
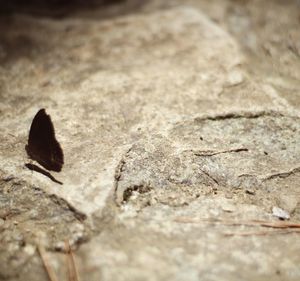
top-left (25, 109), bottom-right (64, 172)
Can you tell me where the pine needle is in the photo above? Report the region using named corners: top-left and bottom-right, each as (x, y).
top-left (65, 240), bottom-right (80, 281)
top-left (37, 244), bottom-right (59, 281)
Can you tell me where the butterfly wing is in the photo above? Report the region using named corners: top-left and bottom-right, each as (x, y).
top-left (26, 109), bottom-right (64, 172)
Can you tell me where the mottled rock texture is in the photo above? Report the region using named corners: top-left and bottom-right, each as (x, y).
top-left (0, 1), bottom-right (300, 280)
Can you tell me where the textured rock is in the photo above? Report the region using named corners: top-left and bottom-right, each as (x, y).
top-left (0, 1), bottom-right (300, 281)
top-left (1, 6), bottom-right (261, 226)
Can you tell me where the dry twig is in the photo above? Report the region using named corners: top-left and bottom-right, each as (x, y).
top-left (193, 148), bottom-right (248, 157)
top-left (175, 217), bottom-right (300, 228)
top-left (224, 229), bottom-right (300, 236)
top-left (175, 217), bottom-right (300, 235)
top-left (65, 240), bottom-right (80, 281)
top-left (37, 244), bottom-right (59, 281)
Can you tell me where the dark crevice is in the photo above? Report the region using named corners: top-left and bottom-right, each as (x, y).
top-left (0, 0), bottom-right (126, 17)
top-left (262, 166), bottom-right (300, 182)
top-left (122, 183), bottom-right (152, 202)
top-left (48, 194), bottom-right (87, 222)
top-left (114, 146), bottom-right (133, 200)
top-left (193, 148), bottom-right (249, 157)
top-left (193, 110), bottom-right (295, 122)
top-left (199, 168), bottom-right (219, 185)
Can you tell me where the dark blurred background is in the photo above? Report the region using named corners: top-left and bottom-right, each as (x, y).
top-left (0, 0), bottom-right (126, 17)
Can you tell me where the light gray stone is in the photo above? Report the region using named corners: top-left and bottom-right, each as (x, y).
top-left (1, 2), bottom-right (300, 281)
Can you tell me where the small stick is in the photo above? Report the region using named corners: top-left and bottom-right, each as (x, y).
top-left (37, 244), bottom-right (59, 281)
top-left (65, 241), bottom-right (72, 281)
top-left (69, 243), bottom-right (80, 281)
top-left (193, 148), bottom-right (248, 157)
top-left (65, 240), bottom-right (80, 281)
top-left (224, 228), bottom-right (300, 236)
top-left (175, 217), bottom-right (300, 229)
top-left (250, 220), bottom-right (300, 229)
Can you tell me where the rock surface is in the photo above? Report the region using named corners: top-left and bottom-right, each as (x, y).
top-left (0, 1), bottom-right (300, 281)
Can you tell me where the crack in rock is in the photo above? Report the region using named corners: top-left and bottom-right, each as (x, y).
top-left (262, 166), bottom-right (300, 182)
top-left (0, 174), bottom-right (89, 251)
top-left (193, 109), bottom-right (299, 122)
top-left (114, 146), bottom-right (134, 204)
top-left (199, 168), bottom-right (219, 185)
top-left (192, 147), bottom-right (249, 157)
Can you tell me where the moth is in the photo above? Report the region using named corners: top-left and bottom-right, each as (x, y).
top-left (25, 108), bottom-right (64, 172)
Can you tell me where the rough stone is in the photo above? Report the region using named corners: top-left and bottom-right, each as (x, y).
top-left (0, 1), bottom-right (300, 281)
